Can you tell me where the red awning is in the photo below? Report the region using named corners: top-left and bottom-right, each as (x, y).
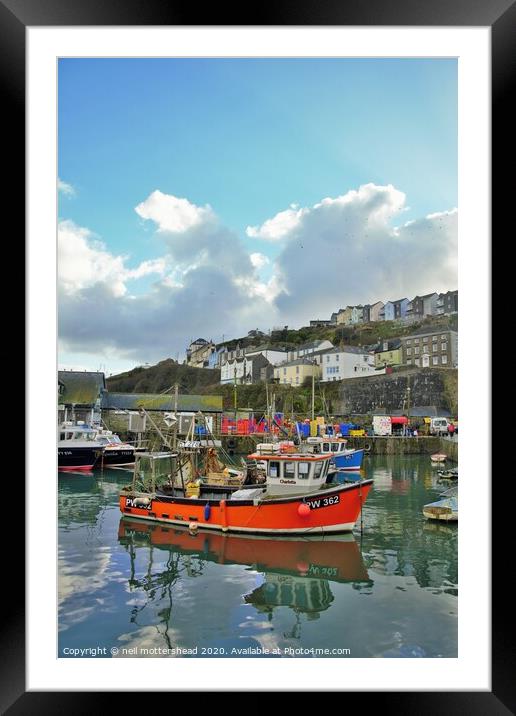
top-left (390, 416), bottom-right (408, 424)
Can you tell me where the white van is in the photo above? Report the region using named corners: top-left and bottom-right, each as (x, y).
top-left (429, 417), bottom-right (450, 436)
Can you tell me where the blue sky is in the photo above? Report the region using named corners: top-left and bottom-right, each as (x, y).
top-left (58, 58), bottom-right (457, 374)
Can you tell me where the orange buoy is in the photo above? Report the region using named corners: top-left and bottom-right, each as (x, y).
top-left (298, 503), bottom-right (311, 517)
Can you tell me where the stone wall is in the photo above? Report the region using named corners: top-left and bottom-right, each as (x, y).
top-left (329, 368), bottom-right (457, 416)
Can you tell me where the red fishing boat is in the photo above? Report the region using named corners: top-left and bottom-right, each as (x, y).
top-left (119, 450), bottom-right (373, 535)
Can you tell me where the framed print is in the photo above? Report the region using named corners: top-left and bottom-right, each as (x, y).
top-left (5, 0), bottom-right (510, 708)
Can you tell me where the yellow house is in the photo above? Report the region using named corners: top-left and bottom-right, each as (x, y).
top-left (374, 339), bottom-right (403, 368)
top-left (336, 306), bottom-right (354, 325)
top-left (274, 358), bottom-right (321, 386)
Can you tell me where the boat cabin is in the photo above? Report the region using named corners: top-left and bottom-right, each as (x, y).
top-left (305, 436), bottom-right (349, 455)
top-left (59, 424), bottom-right (99, 442)
top-left (247, 452), bottom-right (333, 496)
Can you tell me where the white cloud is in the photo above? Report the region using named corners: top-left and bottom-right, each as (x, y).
top-left (58, 178), bottom-right (76, 196)
top-left (135, 190), bottom-right (214, 233)
top-left (246, 204), bottom-right (307, 241)
top-left (58, 220), bottom-right (167, 298)
top-left (59, 184), bottom-right (457, 368)
top-left (263, 184), bottom-right (457, 322)
top-left (249, 252), bottom-right (270, 269)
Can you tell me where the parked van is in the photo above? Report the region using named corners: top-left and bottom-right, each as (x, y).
top-left (429, 417), bottom-right (450, 436)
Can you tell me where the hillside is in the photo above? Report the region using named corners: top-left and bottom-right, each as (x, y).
top-left (106, 359), bottom-right (221, 394)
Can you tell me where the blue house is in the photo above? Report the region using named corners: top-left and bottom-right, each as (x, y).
top-left (382, 298), bottom-right (409, 321)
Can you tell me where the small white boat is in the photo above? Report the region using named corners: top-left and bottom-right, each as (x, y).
top-left (423, 486), bottom-right (458, 522)
top-left (430, 453), bottom-right (447, 464)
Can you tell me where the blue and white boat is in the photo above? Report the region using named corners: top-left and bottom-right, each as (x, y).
top-left (304, 437), bottom-right (365, 471)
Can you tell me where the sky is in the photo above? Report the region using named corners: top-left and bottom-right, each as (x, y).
top-left (58, 58), bottom-right (457, 375)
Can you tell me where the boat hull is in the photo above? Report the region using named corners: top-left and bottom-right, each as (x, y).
top-left (58, 446), bottom-right (102, 471)
top-left (101, 448), bottom-right (136, 467)
top-left (332, 449), bottom-right (365, 471)
top-left (120, 480), bottom-right (373, 535)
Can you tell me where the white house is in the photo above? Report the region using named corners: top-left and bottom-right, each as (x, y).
top-left (321, 346), bottom-right (376, 382)
top-left (287, 340), bottom-right (333, 362)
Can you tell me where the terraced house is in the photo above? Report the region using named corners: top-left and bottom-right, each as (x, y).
top-left (274, 358), bottom-right (321, 386)
top-left (401, 329), bottom-right (458, 368)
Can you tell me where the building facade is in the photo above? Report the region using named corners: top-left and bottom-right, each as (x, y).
top-left (287, 340), bottom-right (333, 362)
top-left (274, 358), bottom-right (321, 386)
top-left (436, 290), bottom-right (458, 316)
top-left (321, 346), bottom-right (376, 382)
top-left (374, 339), bottom-right (403, 368)
top-left (405, 293), bottom-right (438, 322)
top-left (185, 338), bottom-right (217, 368)
top-left (220, 353), bottom-right (272, 385)
top-left (401, 329), bottom-right (458, 368)
top-left (382, 298), bottom-right (409, 321)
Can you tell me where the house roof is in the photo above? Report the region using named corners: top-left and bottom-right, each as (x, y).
top-left (58, 371), bottom-right (106, 406)
top-left (402, 327), bottom-right (457, 339)
top-left (326, 345), bottom-right (370, 355)
top-left (275, 357), bottom-right (320, 368)
top-left (374, 338), bottom-right (402, 353)
top-left (385, 297), bottom-right (409, 306)
top-left (101, 392), bottom-right (223, 412)
top-left (296, 339), bottom-right (333, 352)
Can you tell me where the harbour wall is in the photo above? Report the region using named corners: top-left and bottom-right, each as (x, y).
top-left (330, 368), bottom-right (457, 416)
top-left (438, 437), bottom-right (458, 463)
top-left (221, 435), bottom-right (449, 456)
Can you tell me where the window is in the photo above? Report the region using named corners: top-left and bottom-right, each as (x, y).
top-left (414, 338), bottom-right (420, 344)
top-left (442, 355), bottom-right (448, 364)
top-left (298, 462), bottom-right (310, 479)
top-left (326, 355), bottom-right (330, 362)
top-left (432, 356), bottom-right (439, 365)
top-left (423, 336), bottom-right (428, 343)
top-left (336, 354), bottom-right (339, 361)
top-left (432, 344), bottom-right (437, 352)
top-left (313, 461), bottom-right (323, 478)
top-left (407, 359), bottom-right (412, 365)
top-left (284, 462), bottom-right (296, 479)
top-left (335, 366), bottom-right (339, 373)
top-left (269, 461), bottom-right (280, 478)
top-left (415, 358), bottom-right (420, 366)
top-left (354, 366), bottom-right (358, 372)
top-left (295, 377), bottom-right (299, 384)
top-left (432, 335), bottom-right (437, 342)
top-left (406, 347), bottom-right (412, 355)
top-left (296, 366), bottom-right (299, 374)
top-left (283, 367), bottom-right (286, 375)
top-left (406, 339), bottom-right (412, 345)
top-left (415, 346), bottom-right (420, 355)
top-left (441, 334), bottom-right (447, 339)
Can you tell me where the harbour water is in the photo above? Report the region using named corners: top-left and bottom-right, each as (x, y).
top-left (58, 454), bottom-right (457, 658)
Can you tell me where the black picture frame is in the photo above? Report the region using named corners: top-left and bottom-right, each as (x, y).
top-left (7, 0), bottom-right (508, 709)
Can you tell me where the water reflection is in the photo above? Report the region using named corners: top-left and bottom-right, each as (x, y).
top-left (117, 519), bottom-right (373, 647)
top-left (58, 457), bottom-right (457, 657)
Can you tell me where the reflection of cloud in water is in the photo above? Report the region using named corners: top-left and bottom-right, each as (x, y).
top-left (114, 625), bottom-right (183, 657)
top-left (59, 548), bottom-right (112, 631)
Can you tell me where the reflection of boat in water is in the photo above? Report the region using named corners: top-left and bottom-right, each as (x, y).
top-left (118, 517), bottom-right (371, 584)
top-left (423, 486), bottom-right (458, 522)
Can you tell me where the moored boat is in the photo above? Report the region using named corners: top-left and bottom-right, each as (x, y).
top-left (300, 436), bottom-right (365, 471)
top-left (423, 486), bottom-right (458, 522)
top-left (58, 424), bottom-right (104, 471)
top-left (120, 450), bottom-right (373, 535)
top-left (430, 453), bottom-right (447, 464)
